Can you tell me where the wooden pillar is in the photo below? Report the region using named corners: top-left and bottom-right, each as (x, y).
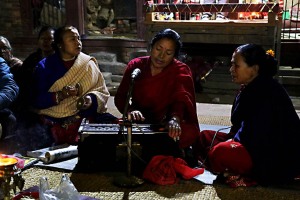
top-left (65, 0), bottom-right (85, 35)
top-left (136, 0), bottom-right (146, 39)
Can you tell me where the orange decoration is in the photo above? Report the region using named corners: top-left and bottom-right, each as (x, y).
top-left (0, 157), bottom-right (18, 166)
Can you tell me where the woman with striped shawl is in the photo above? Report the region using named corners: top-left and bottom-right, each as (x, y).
top-left (31, 25), bottom-right (115, 145)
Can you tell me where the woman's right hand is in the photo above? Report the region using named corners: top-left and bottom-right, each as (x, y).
top-left (61, 85), bottom-right (79, 98)
top-left (130, 110), bottom-right (145, 121)
top-left (57, 84), bottom-right (81, 103)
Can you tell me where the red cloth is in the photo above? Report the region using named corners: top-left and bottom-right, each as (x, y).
top-left (50, 121), bottom-right (81, 144)
top-left (115, 56), bottom-right (200, 148)
top-left (143, 155), bottom-right (204, 185)
top-left (143, 155), bottom-right (178, 185)
top-left (195, 130), bottom-right (254, 187)
top-left (208, 141), bottom-right (253, 175)
top-left (173, 157), bottom-right (204, 179)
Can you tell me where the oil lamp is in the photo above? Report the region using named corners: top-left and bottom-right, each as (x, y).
top-left (0, 157), bottom-right (24, 200)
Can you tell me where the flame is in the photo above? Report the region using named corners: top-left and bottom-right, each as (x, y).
top-left (0, 157), bottom-right (17, 166)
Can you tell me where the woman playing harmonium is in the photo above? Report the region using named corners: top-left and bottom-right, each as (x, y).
top-left (114, 28), bottom-right (200, 165)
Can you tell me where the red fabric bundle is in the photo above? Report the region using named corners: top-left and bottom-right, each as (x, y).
top-left (143, 155), bottom-right (178, 185)
top-left (143, 155), bottom-right (204, 185)
top-left (208, 141), bottom-right (253, 175)
top-left (51, 120), bottom-right (81, 145)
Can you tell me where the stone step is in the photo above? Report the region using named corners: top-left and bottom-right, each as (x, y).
top-left (205, 73), bottom-right (232, 82)
top-left (99, 61), bottom-right (127, 75)
top-left (201, 64), bottom-right (237, 95)
top-left (102, 72), bottom-right (112, 85)
top-left (278, 66), bottom-right (300, 94)
top-left (202, 79), bottom-right (239, 90)
top-left (278, 76), bottom-right (300, 85)
top-left (112, 74), bottom-right (123, 83)
top-left (202, 71), bottom-right (239, 94)
top-left (196, 92), bottom-right (235, 104)
top-left (211, 68), bottom-right (230, 75)
top-left (90, 51), bottom-right (125, 94)
top-left (90, 51), bottom-right (117, 63)
top-left (201, 87), bottom-right (239, 95)
top-left (284, 85), bottom-right (300, 97)
top-left (107, 82), bottom-right (120, 96)
top-left (130, 49), bottom-right (148, 60)
top-left (102, 73), bottom-right (122, 94)
top-left (107, 81), bottom-right (120, 88)
top-left (278, 66), bottom-right (300, 76)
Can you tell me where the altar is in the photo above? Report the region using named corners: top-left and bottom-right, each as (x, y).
top-left (144, 2), bottom-right (281, 57)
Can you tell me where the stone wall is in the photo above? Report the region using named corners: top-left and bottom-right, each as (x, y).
top-left (82, 38), bottom-right (148, 64)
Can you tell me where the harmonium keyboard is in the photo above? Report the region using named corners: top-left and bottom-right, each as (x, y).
top-left (78, 118), bottom-right (168, 141)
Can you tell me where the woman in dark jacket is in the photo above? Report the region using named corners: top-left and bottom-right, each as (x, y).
top-left (196, 44), bottom-right (300, 186)
top-left (12, 26), bottom-right (55, 114)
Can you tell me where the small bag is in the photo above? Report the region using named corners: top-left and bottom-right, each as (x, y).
top-left (39, 174), bottom-right (80, 200)
top-left (50, 116), bottom-right (82, 145)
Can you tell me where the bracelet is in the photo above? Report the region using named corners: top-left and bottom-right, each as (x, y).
top-left (170, 116), bottom-right (180, 123)
top-left (55, 91), bottom-right (64, 104)
top-left (55, 92), bottom-right (60, 104)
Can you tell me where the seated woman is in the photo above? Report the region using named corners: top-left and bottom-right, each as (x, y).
top-left (12, 26), bottom-right (56, 114)
top-left (31, 25), bottom-right (115, 145)
top-left (0, 36), bottom-right (23, 73)
top-left (114, 28), bottom-right (200, 165)
top-left (196, 44), bottom-right (300, 186)
top-left (0, 57), bottom-right (19, 153)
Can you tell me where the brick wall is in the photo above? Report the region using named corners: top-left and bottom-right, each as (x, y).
top-left (0, 0), bottom-right (37, 60)
top-left (0, 1), bottom-right (147, 62)
top-left (0, 0), bottom-right (23, 37)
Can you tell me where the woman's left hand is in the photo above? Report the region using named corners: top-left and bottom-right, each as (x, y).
top-left (77, 95), bottom-right (92, 110)
top-left (168, 117), bottom-right (181, 140)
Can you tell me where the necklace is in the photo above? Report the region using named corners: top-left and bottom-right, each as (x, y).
top-left (62, 56), bottom-right (76, 61)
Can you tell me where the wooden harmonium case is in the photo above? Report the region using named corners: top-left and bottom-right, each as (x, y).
top-left (76, 119), bottom-right (167, 171)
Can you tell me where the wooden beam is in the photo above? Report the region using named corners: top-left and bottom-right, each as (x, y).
top-left (144, 3), bottom-right (280, 13)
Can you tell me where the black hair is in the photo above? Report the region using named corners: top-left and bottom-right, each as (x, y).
top-left (235, 44), bottom-right (278, 77)
top-left (38, 26), bottom-right (55, 39)
top-left (52, 25), bottom-right (78, 52)
top-left (150, 28), bottom-right (182, 58)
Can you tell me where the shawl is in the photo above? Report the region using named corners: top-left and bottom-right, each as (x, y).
top-left (36, 52), bottom-right (109, 118)
top-left (115, 56), bottom-right (200, 148)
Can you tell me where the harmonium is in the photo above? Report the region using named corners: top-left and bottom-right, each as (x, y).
top-left (78, 118), bottom-right (167, 141)
top-left (76, 118), bottom-right (168, 172)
